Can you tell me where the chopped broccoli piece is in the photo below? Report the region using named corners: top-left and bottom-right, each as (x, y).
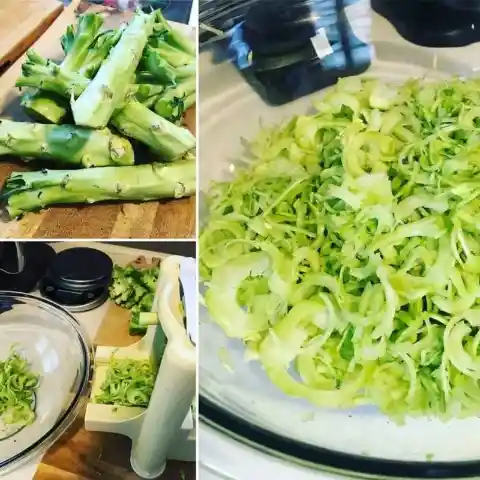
top-left (138, 311), bottom-right (158, 327)
top-left (129, 311), bottom-right (148, 336)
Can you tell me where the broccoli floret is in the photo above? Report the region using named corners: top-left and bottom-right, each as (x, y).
top-left (140, 267), bottom-right (159, 292)
top-left (140, 292), bottom-right (154, 312)
top-left (133, 283), bottom-right (148, 301)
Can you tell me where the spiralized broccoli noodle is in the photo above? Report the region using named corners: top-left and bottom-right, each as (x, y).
top-left (200, 76), bottom-right (480, 421)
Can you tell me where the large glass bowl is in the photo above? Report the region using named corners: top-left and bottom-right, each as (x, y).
top-left (0, 292), bottom-right (92, 475)
top-left (198, 10), bottom-right (480, 479)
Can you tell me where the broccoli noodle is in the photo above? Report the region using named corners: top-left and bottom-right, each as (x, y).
top-left (95, 357), bottom-right (156, 408)
top-left (201, 76), bottom-right (480, 421)
top-left (0, 350), bottom-right (39, 427)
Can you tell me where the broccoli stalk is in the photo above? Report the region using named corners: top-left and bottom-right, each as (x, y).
top-left (110, 101), bottom-right (195, 159)
top-left (23, 13), bottom-right (104, 124)
top-left (153, 78), bottom-right (196, 122)
top-left (17, 52), bottom-right (196, 160)
top-left (72, 10), bottom-right (155, 128)
top-left (129, 311), bottom-right (148, 336)
top-left (61, 13), bottom-right (104, 72)
top-left (146, 41), bottom-right (193, 68)
top-left (2, 155), bottom-right (196, 217)
top-left (0, 119), bottom-right (134, 168)
top-left (21, 92), bottom-right (70, 125)
top-left (152, 10), bottom-right (195, 56)
top-left (138, 311), bottom-right (159, 327)
top-left (141, 46), bottom-right (195, 85)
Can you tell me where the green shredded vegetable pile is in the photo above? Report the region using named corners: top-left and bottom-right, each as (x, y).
top-left (0, 350), bottom-right (39, 426)
top-left (94, 357), bottom-right (156, 408)
top-left (200, 76), bottom-right (480, 421)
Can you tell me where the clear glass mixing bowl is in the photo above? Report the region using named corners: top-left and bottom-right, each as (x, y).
top-left (0, 292), bottom-right (92, 475)
top-left (198, 3), bottom-right (480, 477)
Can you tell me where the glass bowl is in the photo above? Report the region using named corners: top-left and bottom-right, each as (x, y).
top-left (0, 292), bottom-right (92, 475)
top-left (198, 13), bottom-right (480, 479)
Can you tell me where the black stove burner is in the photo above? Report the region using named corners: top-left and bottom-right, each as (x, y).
top-left (40, 247), bottom-right (113, 312)
top-left (372, 0), bottom-right (480, 47)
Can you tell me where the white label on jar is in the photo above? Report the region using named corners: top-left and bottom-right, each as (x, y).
top-left (311, 28), bottom-right (334, 59)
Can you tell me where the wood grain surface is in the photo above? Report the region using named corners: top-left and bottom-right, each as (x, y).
top-left (0, 0), bottom-right (63, 70)
top-left (35, 255), bottom-right (195, 479)
top-left (0, 6), bottom-right (196, 239)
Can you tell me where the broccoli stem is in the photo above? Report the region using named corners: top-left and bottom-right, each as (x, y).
top-left (21, 92), bottom-right (70, 124)
top-left (17, 50), bottom-right (195, 160)
top-left (3, 156), bottom-right (196, 217)
top-left (72, 10), bottom-right (155, 128)
top-left (153, 10), bottom-right (195, 56)
top-left (110, 101), bottom-right (195, 159)
top-left (60, 13), bottom-right (104, 72)
top-left (146, 41), bottom-right (193, 68)
top-left (0, 119), bottom-right (134, 168)
top-left (153, 78), bottom-right (196, 121)
top-left (141, 45), bottom-right (195, 84)
top-left (23, 13), bottom-right (104, 124)
top-left (138, 312), bottom-right (159, 326)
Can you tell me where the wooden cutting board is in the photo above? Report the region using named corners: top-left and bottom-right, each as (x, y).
top-left (35, 255), bottom-right (195, 480)
top-left (0, 0), bottom-right (63, 71)
top-left (0, 5), bottom-right (196, 239)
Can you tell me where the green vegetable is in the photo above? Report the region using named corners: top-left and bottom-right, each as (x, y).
top-left (0, 119), bottom-right (134, 168)
top-left (200, 76), bottom-right (480, 421)
top-left (17, 53), bottom-right (196, 160)
top-left (72, 10), bottom-right (155, 128)
top-left (153, 10), bottom-right (195, 56)
top-left (2, 156), bottom-right (196, 217)
top-left (17, 50), bottom-right (89, 98)
top-left (111, 101), bottom-right (196, 159)
top-left (21, 92), bottom-right (70, 124)
top-left (141, 45), bottom-right (195, 84)
top-left (138, 311), bottom-right (159, 326)
top-left (153, 78), bottom-right (196, 122)
top-left (60, 13), bottom-right (104, 71)
top-left (94, 356), bottom-right (156, 407)
top-left (23, 14), bottom-right (104, 124)
top-left (129, 311), bottom-right (148, 336)
top-left (109, 264), bottom-right (160, 336)
top-left (147, 41), bottom-right (193, 68)
top-left (79, 28), bottom-right (123, 79)
top-left (0, 349), bottom-right (39, 427)
top-left (132, 83), bottom-right (165, 107)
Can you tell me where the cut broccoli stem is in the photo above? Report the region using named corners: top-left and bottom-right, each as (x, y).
top-left (18, 52), bottom-right (195, 160)
top-left (3, 156), bottom-right (196, 217)
top-left (153, 78), bottom-right (196, 122)
top-left (72, 10), bottom-right (155, 128)
top-left (138, 311), bottom-right (159, 327)
top-left (23, 13), bottom-right (104, 124)
top-left (21, 92), bottom-right (70, 125)
top-left (79, 28), bottom-right (123, 79)
top-left (17, 50), bottom-right (89, 98)
top-left (153, 10), bottom-right (195, 56)
top-left (146, 41), bottom-right (193, 68)
top-left (61, 13), bottom-right (104, 72)
top-left (131, 83), bottom-right (165, 107)
top-left (0, 120), bottom-right (134, 168)
top-left (111, 101), bottom-right (196, 159)
top-left (141, 45), bottom-right (195, 84)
